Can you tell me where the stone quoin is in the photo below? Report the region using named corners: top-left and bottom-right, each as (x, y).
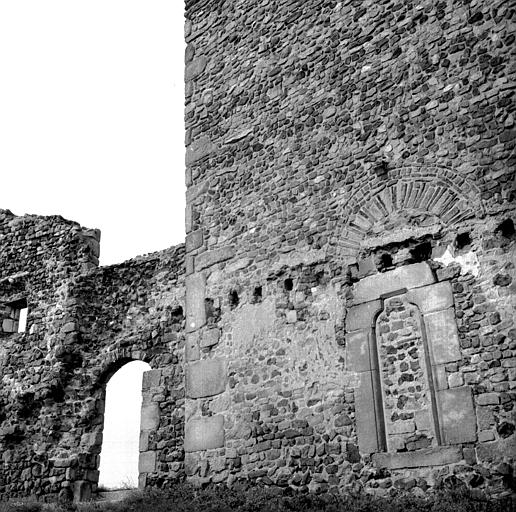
top-left (1, 0), bottom-right (516, 503)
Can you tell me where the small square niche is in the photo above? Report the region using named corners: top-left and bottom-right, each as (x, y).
top-left (2, 298), bottom-right (28, 333)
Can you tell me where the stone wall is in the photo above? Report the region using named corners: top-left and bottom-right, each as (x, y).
top-left (0, 210), bottom-right (185, 502)
top-left (184, 0), bottom-right (515, 498)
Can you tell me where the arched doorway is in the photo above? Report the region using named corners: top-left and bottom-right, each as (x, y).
top-left (98, 360), bottom-right (151, 490)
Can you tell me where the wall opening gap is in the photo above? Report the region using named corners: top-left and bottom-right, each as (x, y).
top-left (98, 360), bottom-right (151, 491)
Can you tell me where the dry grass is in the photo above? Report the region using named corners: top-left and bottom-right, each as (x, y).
top-left (1, 485), bottom-right (513, 512)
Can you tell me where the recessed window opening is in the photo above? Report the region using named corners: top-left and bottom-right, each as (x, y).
top-left (229, 290), bottom-right (239, 309)
top-left (455, 232), bottom-right (471, 251)
top-left (99, 360), bottom-right (151, 491)
top-left (377, 253), bottom-right (393, 271)
top-left (3, 298), bottom-right (28, 333)
top-left (284, 278), bottom-right (293, 291)
top-left (171, 305), bottom-right (183, 320)
top-left (252, 286), bottom-right (263, 303)
top-left (496, 218), bottom-right (515, 238)
top-left (410, 242), bottom-right (432, 262)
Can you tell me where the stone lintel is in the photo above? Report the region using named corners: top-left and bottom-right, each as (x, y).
top-left (186, 358), bottom-right (227, 398)
top-left (438, 386), bottom-right (477, 444)
top-left (424, 308), bottom-right (461, 365)
top-left (353, 263), bottom-right (435, 305)
top-left (195, 246), bottom-right (235, 272)
top-left (185, 415), bottom-right (225, 452)
top-left (345, 329), bottom-right (373, 372)
top-left (346, 300), bottom-right (381, 332)
top-left (407, 281), bottom-right (454, 314)
top-left (186, 273), bottom-right (206, 332)
top-left (372, 446), bottom-right (462, 469)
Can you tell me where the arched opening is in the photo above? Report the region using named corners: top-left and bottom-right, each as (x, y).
top-left (98, 360), bottom-right (151, 490)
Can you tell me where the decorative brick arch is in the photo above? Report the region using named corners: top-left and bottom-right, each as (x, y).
top-left (334, 166), bottom-right (485, 258)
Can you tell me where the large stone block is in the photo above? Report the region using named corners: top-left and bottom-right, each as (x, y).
top-left (185, 135), bottom-right (216, 165)
top-left (142, 370), bottom-right (161, 390)
top-left (353, 263), bottom-right (435, 305)
top-left (424, 308), bottom-right (461, 365)
top-left (345, 329), bottom-right (372, 372)
top-left (186, 358), bottom-right (227, 398)
top-left (407, 281), bottom-right (454, 314)
top-left (140, 403), bottom-right (160, 431)
top-left (185, 415), bottom-right (225, 452)
top-left (195, 246), bottom-right (235, 271)
top-left (355, 371), bottom-right (379, 454)
top-left (138, 451), bottom-right (156, 473)
top-left (438, 386), bottom-right (477, 444)
top-left (346, 300), bottom-right (381, 332)
top-left (373, 446), bottom-right (462, 469)
top-left (186, 273), bottom-right (206, 332)
top-left (185, 229), bottom-right (203, 253)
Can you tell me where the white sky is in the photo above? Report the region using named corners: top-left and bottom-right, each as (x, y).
top-left (0, 1), bottom-right (185, 265)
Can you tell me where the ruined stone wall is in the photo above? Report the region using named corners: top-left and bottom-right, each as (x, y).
top-left (0, 210), bottom-right (185, 502)
top-left (184, 0), bottom-right (515, 497)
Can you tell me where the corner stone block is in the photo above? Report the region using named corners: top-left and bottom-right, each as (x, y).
top-left (185, 415), bottom-right (225, 452)
top-left (438, 386), bottom-right (477, 444)
top-left (140, 403), bottom-right (160, 431)
top-left (346, 300), bottom-right (381, 332)
top-left (73, 481), bottom-right (92, 502)
top-left (186, 358), bottom-right (227, 398)
top-left (355, 371), bottom-right (379, 454)
top-left (345, 329), bottom-right (372, 372)
top-left (142, 369), bottom-right (161, 390)
top-left (195, 246), bottom-right (235, 271)
top-left (186, 273), bottom-right (206, 332)
top-left (424, 308), bottom-right (461, 365)
top-left (353, 263), bottom-right (435, 305)
top-left (138, 451), bottom-right (156, 473)
top-left (185, 229), bottom-right (203, 253)
top-left (407, 281), bottom-right (454, 314)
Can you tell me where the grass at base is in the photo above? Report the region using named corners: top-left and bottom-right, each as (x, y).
top-left (1, 485), bottom-right (513, 512)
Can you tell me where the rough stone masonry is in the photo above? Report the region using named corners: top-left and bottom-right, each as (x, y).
top-left (1, 0), bottom-right (516, 503)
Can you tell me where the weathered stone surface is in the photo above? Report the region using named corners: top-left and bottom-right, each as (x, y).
top-left (142, 370), bottom-right (161, 390)
top-left (185, 135), bottom-right (216, 165)
top-left (195, 246), bottom-right (235, 271)
top-left (372, 446), bottom-right (462, 469)
top-left (345, 329), bottom-right (371, 372)
top-left (407, 281), bottom-right (454, 314)
top-left (140, 403), bottom-right (160, 431)
top-left (438, 387), bottom-right (477, 444)
top-left (185, 415), bottom-right (224, 452)
top-left (186, 273), bottom-right (206, 332)
top-left (138, 451), bottom-right (156, 473)
top-left (200, 327), bottom-right (220, 348)
top-left (346, 300), bottom-right (381, 332)
top-left (353, 263), bottom-right (435, 305)
top-left (355, 371), bottom-right (379, 454)
top-left (186, 358), bottom-right (227, 398)
top-left (185, 229), bottom-right (203, 253)
top-left (425, 308), bottom-right (461, 365)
